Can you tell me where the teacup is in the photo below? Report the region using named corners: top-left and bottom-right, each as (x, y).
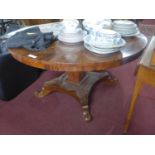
top-left (62, 19), bottom-right (79, 33)
top-left (83, 19), bottom-right (112, 33)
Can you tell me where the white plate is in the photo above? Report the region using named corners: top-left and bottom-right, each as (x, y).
top-left (113, 20), bottom-right (136, 27)
top-left (91, 46), bottom-right (121, 52)
top-left (58, 30), bottom-right (87, 43)
top-left (58, 37), bottom-right (83, 42)
top-left (114, 30), bottom-right (139, 35)
top-left (84, 43), bottom-right (121, 54)
top-left (58, 35), bottom-right (83, 43)
top-left (113, 27), bottom-right (138, 32)
top-left (121, 31), bottom-right (140, 37)
top-left (112, 24), bottom-right (137, 29)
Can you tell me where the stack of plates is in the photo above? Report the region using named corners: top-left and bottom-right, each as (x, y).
top-left (112, 20), bottom-right (140, 37)
top-left (58, 28), bottom-right (85, 44)
top-left (84, 29), bottom-right (126, 54)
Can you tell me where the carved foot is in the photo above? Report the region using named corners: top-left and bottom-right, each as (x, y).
top-left (82, 105), bottom-right (92, 122)
top-left (78, 95), bottom-right (92, 122)
top-left (103, 72), bottom-right (118, 85)
top-left (34, 79), bottom-right (59, 98)
top-left (34, 87), bottom-right (53, 98)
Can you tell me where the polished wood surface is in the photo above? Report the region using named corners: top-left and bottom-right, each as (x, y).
top-left (9, 30), bottom-right (148, 122)
top-left (10, 33), bottom-right (147, 72)
top-left (124, 36), bottom-right (155, 133)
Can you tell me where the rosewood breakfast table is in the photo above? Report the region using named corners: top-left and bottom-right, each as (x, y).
top-left (9, 33), bottom-right (147, 122)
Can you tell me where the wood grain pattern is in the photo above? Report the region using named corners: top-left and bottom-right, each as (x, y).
top-left (9, 33), bottom-right (148, 72)
top-left (67, 72), bottom-right (85, 83)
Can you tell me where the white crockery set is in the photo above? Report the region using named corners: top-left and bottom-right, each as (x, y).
top-left (57, 19), bottom-right (140, 55)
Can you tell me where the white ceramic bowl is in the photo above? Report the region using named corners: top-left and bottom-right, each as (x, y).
top-left (89, 29), bottom-right (121, 44)
top-left (84, 32), bottom-right (126, 49)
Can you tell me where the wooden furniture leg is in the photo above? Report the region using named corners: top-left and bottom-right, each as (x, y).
top-left (35, 71), bottom-right (118, 122)
top-left (124, 77), bottom-right (143, 133)
top-left (124, 64), bottom-right (155, 133)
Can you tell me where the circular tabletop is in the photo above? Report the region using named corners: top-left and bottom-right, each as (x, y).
top-left (9, 33), bottom-right (148, 72)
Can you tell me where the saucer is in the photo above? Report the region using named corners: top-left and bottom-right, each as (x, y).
top-left (58, 35), bottom-right (83, 43)
top-left (121, 30), bottom-right (140, 37)
top-left (84, 43), bottom-right (121, 54)
top-left (58, 30), bottom-right (85, 43)
top-left (113, 20), bottom-right (136, 27)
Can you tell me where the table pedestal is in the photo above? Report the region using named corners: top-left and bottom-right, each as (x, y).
top-left (35, 71), bottom-right (118, 122)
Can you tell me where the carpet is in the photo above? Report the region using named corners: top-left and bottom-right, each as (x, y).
top-left (0, 59), bottom-right (153, 135)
